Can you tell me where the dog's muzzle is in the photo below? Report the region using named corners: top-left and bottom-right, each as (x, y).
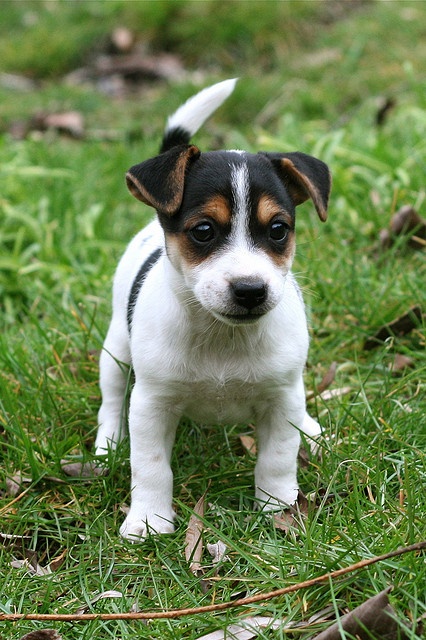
top-left (230, 280), bottom-right (267, 310)
top-left (217, 279), bottom-right (270, 325)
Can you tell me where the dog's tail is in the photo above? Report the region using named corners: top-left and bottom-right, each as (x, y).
top-left (160, 78), bottom-right (237, 153)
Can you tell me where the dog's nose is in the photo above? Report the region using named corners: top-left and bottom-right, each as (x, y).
top-left (230, 280), bottom-right (267, 310)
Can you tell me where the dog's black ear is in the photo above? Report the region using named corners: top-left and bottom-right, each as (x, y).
top-left (261, 152), bottom-right (331, 222)
top-left (126, 144), bottom-right (201, 215)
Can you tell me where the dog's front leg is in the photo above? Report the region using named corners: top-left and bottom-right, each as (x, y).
top-left (254, 384), bottom-right (305, 510)
top-left (120, 383), bottom-right (179, 541)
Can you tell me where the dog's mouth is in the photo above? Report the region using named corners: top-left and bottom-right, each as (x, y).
top-left (215, 311), bottom-right (266, 326)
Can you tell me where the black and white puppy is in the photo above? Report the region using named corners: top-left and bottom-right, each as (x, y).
top-left (95, 79), bottom-right (331, 540)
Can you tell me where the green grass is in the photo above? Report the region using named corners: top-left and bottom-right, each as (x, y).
top-left (1, 1), bottom-right (425, 639)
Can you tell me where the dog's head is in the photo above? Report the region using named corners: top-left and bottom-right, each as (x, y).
top-left (126, 145), bottom-right (331, 325)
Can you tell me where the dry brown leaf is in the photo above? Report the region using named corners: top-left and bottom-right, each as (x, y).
top-left (306, 362), bottom-right (337, 401)
top-left (239, 434), bottom-right (257, 455)
top-left (11, 555), bottom-right (51, 577)
top-left (1, 532), bottom-right (61, 582)
top-left (48, 548), bottom-right (68, 572)
top-left (11, 545), bottom-right (67, 576)
top-left (376, 96), bottom-right (396, 126)
top-left (94, 52), bottom-right (184, 82)
top-left (313, 587), bottom-right (411, 639)
top-left (318, 386), bottom-right (352, 401)
top-left (389, 353), bottom-right (415, 374)
top-left (31, 111), bottom-right (85, 138)
top-left (5, 472), bottom-right (32, 497)
top-left (185, 495), bottom-right (205, 575)
top-left (390, 205), bottom-right (426, 249)
top-left (380, 205), bottom-right (426, 250)
top-left (108, 27), bottom-right (135, 54)
top-left (61, 460), bottom-right (107, 478)
top-left (207, 541), bottom-right (228, 565)
top-left (19, 630), bottom-right (62, 640)
top-left (364, 305), bottom-right (422, 350)
top-left (298, 446), bottom-right (311, 468)
top-left (273, 490), bottom-right (309, 534)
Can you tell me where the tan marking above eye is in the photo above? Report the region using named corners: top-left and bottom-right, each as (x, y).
top-left (200, 195), bottom-right (231, 226)
top-left (182, 195), bottom-right (231, 231)
top-left (257, 195), bottom-right (292, 227)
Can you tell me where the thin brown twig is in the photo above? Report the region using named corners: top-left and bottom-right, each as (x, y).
top-left (0, 540), bottom-right (424, 622)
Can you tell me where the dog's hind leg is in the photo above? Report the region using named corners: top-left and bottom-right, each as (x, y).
top-left (95, 320), bottom-right (131, 455)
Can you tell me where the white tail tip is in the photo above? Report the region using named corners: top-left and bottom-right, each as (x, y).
top-left (166, 78), bottom-right (238, 138)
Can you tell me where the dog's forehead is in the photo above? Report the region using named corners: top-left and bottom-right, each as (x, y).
top-left (182, 150), bottom-right (294, 212)
top-left (162, 149), bottom-right (296, 268)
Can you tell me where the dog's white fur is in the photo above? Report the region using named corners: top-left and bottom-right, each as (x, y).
top-left (95, 81), bottom-right (322, 540)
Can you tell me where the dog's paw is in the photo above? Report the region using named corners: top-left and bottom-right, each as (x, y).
top-left (255, 486), bottom-right (299, 512)
top-left (120, 513), bottom-right (175, 541)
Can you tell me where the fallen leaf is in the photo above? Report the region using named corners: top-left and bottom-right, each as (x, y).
top-left (93, 52), bottom-right (184, 82)
top-left (19, 630), bottom-right (62, 640)
top-left (390, 205), bottom-right (426, 248)
top-left (415, 612), bottom-right (425, 635)
top-left (30, 111), bottom-right (85, 138)
top-left (185, 495), bottom-right (205, 575)
top-left (0, 72), bottom-right (36, 92)
top-left (364, 305), bottom-right (422, 350)
top-left (5, 473), bottom-right (32, 497)
top-left (48, 548), bottom-right (68, 572)
top-left (306, 362), bottom-right (337, 400)
top-left (380, 205), bottom-right (426, 250)
top-left (0, 532), bottom-right (31, 543)
top-left (239, 434), bottom-right (256, 455)
top-left (273, 491), bottom-right (309, 534)
top-left (11, 554), bottom-right (51, 577)
top-left (389, 353), bottom-right (415, 374)
top-left (75, 590), bottom-right (123, 615)
top-left (61, 460), bottom-right (107, 478)
top-left (376, 96), bottom-right (396, 126)
top-left (313, 587), bottom-right (411, 639)
top-left (11, 546), bottom-right (67, 576)
top-left (108, 27), bottom-right (135, 54)
top-left (196, 616), bottom-right (283, 640)
top-left (298, 446), bottom-right (311, 468)
top-left (2, 533), bottom-right (61, 580)
top-left (318, 386), bottom-right (352, 401)
top-left (207, 541), bottom-right (228, 564)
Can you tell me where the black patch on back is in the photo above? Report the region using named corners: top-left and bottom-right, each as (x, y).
top-left (127, 248), bottom-right (162, 331)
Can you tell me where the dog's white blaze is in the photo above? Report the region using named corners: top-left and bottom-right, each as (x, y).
top-left (230, 162), bottom-right (251, 247)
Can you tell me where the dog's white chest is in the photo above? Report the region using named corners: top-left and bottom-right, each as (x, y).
top-left (180, 378), bottom-right (272, 425)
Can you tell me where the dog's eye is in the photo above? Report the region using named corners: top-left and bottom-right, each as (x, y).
top-left (269, 220), bottom-right (289, 243)
top-left (190, 222), bottom-right (215, 244)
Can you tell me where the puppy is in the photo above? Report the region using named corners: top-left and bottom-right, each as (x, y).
top-left (95, 79), bottom-right (331, 540)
